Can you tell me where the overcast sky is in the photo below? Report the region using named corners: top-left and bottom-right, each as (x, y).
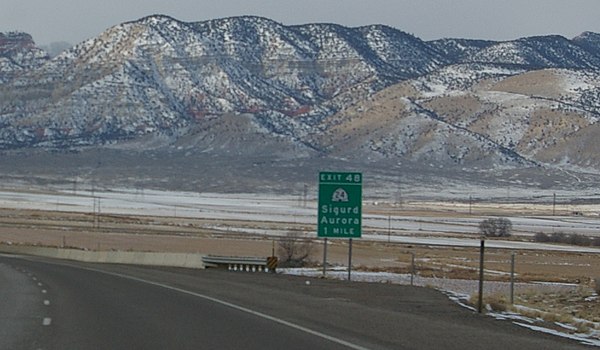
top-left (3, 0), bottom-right (600, 46)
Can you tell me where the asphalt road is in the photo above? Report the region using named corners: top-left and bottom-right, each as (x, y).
top-left (0, 254), bottom-right (593, 350)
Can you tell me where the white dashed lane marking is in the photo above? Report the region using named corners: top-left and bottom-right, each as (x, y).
top-left (36, 279), bottom-right (53, 328)
top-left (5, 264), bottom-right (55, 331)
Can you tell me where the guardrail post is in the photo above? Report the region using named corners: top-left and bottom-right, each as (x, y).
top-left (202, 255), bottom-right (276, 273)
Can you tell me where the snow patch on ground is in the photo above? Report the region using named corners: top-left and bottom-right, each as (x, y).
top-left (514, 322), bottom-right (600, 347)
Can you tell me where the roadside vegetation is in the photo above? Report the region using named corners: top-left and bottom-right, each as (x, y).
top-left (534, 232), bottom-right (600, 247)
top-left (479, 218), bottom-right (512, 237)
top-left (277, 231), bottom-right (314, 267)
top-left (469, 286), bottom-right (600, 342)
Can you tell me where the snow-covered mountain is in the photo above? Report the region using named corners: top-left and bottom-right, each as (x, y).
top-left (2, 15), bottom-right (600, 179)
top-left (325, 65), bottom-right (600, 172)
top-left (0, 32), bottom-right (49, 83)
top-left (0, 15), bottom-right (448, 149)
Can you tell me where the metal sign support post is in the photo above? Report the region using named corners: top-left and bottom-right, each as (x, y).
top-left (322, 238), bottom-right (328, 276)
top-left (348, 239), bottom-right (353, 281)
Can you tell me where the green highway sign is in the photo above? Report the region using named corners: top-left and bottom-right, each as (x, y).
top-left (318, 171), bottom-right (362, 238)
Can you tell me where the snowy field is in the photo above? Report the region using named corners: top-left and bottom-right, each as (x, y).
top-left (1, 187), bottom-right (600, 253)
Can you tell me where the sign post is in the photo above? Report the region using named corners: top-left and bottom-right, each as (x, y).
top-left (348, 238), bottom-right (353, 281)
top-left (318, 171), bottom-right (362, 280)
top-left (322, 238), bottom-right (327, 276)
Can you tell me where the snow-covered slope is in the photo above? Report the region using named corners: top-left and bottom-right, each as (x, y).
top-left (467, 35), bottom-right (600, 69)
top-left (0, 15), bottom-right (444, 149)
top-left (335, 65), bottom-right (600, 171)
top-left (2, 15), bottom-right (600, 176)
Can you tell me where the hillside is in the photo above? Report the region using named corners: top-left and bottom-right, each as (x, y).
top-left (2, 15), bottom-right (600, 192)
top-left (315, 41), bottom-right (600, 175)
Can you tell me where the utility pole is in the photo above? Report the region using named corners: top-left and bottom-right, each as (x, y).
top-left (303, 184), bottom-right (308, 208)
top-left (397, 182), bottom-right (402, 208)
top-left (92, 197), bottom-right (96, 228)
top-left (469, 195), bottom-right (473, 215)
top-left (388, 215), bottom-right (391, 243)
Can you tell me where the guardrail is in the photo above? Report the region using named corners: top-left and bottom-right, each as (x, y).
top-left (202, 255), bottom-right (278, 273)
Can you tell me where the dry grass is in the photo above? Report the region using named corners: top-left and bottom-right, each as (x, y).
top-left (516, 286), bottom-right (600, 322)
top-left (469, 293), bottom-right (510, 312)
top-left (3, 208), bottom-right (597, 284)
top-left (465, 289), bottom-right (600, 339)
top-left (514, 286), bottom-right (600, 334)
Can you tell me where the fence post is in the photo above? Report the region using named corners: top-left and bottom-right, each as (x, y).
top-left (410, 252), bottom-right (415, 286)
top-left (510, 252), bottom-right (515, 305)
top-left (478, 239), bottom-right (485, 313)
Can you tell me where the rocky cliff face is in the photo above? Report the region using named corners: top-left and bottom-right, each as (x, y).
top-left (0, 32), bottom-right (49, 82)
